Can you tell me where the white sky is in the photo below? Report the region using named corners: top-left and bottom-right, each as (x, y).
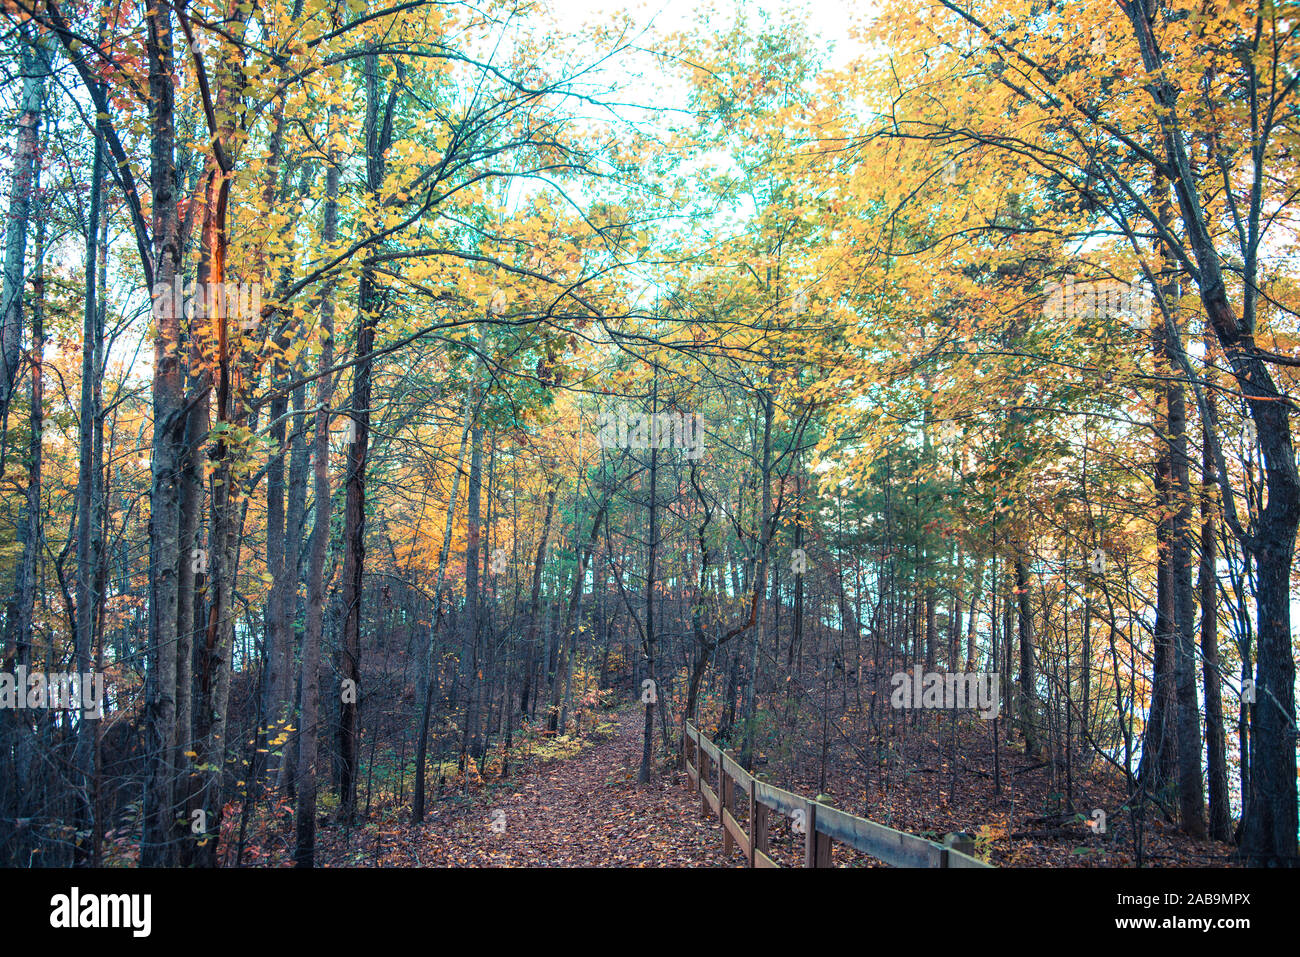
top-left (539, 0), bottom-right (877, 81)
top-left (547, 0), bottom-right (871, 49)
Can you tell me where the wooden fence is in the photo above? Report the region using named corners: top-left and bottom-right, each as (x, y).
top-left (683, 721), bottom-right (993, 868)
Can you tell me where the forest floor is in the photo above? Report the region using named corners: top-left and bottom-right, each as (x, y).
top-left (250, 703), bottom-right (1239, 868)
top-left (292, 705), bottom-right (738, 867)
top-left (721, 703), bottom-right (1242, 868)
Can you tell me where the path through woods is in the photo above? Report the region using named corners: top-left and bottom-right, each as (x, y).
top-left (8, 0), bottom-right (1295, 871)
top-left (409, 710), bottom-right (737, 866)
top-left (307, 710), bottom-right (746, 867)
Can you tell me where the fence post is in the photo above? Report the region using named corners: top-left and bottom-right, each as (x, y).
top-left (803, 800), bottom-right (816, 867)
top-left (816, 831), bottom-right (833, 867)
top-left (688, 730), bottom-right (698, 795)
top-left (803, 800), bottom-right (832, 867)
top-left (716, 755), bottom-right (725, 834)
top-left (943, 831), bottom-right (975, 867)
top-left (700, 751), bottom-right (710, 819)
top-left (722, 771), bottom-right (734, 857)
top-left (747, 777), bottom-right (758, 867)
top-left (682, 727), bottom-right (688, 790)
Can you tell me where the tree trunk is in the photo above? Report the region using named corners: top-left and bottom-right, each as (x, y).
top-left (639, 381), bottom-right (659, 784)
top-left (1015, 555), bottom-right (1039, 758)
top-left (740, 387), bottom-right (772, 771)
top-left (1141, 316), bottom-right (1177, 796)
top-left (142, 0), bottom-right (185, 866)
top-left (1199, 327), bottom-right (1231, 842)
top-left (966, 558), bottom-right (982, 670)
top-left (412, 390), bottom-right (473, 821)
top-left (338, 46), bottom-right (397, 821)
top-left (0, 116), bottom-right (48, 866)
top-left (293, 134), bottom-right (339, 865)
top-left (457, 422), bottom-right (484, 771)
top-left (549, 478), bottom-right (615, 733)
top-left (0, 31), bottom-right (50, 426)
top-left (519, 487), bottom-right (557, 722)
top-left (278, 371), bottom-right (310, 793)
top-left (73, 118), bottom-right (105, 862)
top-left (263, 382), bottom-right (290, 778)
top-left (1152, 184), bottom-right (1207, 837)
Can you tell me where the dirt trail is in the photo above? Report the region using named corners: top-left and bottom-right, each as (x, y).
top-left (403, 708), bottom-right (739, 867)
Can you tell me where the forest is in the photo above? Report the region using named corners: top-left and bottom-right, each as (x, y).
top-left (0, 0), bottom-right (1296, 873)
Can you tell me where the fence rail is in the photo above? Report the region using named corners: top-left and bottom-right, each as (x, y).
top-left (683, 721), bottom-right (993, 868)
